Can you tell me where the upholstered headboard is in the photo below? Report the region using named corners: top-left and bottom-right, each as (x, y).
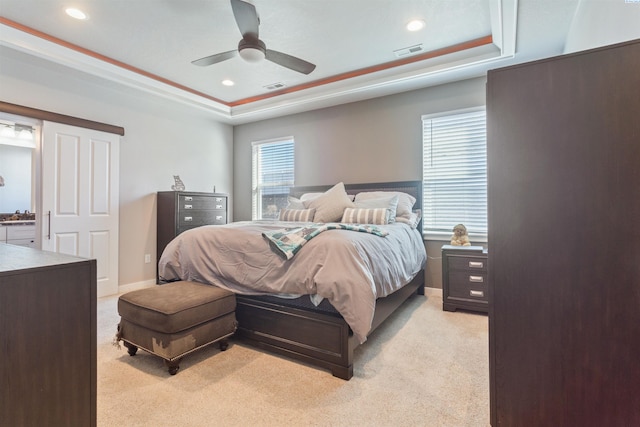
top-left (289, 180), bottom-right (423, 234)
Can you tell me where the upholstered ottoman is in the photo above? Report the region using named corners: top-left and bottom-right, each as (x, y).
top-left (115, 281), bottom-right (237, 375)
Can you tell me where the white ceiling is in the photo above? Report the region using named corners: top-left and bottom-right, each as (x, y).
top-left (0, 0), bottom-right (580, 124)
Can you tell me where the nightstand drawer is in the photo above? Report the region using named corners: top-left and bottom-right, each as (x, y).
top-left (448, 256), bottom-right (487, 272)
top-left (448, 275), bottom-right (488, 302)
top-left (449, 270), bottom-right (487, 285)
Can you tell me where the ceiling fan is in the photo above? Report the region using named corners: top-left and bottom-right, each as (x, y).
top-left (192, 0), bottom-right (316, 75)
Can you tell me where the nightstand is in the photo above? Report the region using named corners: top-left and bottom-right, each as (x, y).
top-left (442, 245), bottom-right (488, 313)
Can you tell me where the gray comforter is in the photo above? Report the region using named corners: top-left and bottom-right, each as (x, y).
top-left (158, 220), bottom-right (426, 343)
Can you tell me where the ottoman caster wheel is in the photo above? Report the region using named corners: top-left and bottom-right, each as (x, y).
top-left (219, 339), bottom-right (229, 351)
top-left (123, 342), bottom-right (138, 356)
top-left (165, 358), bottom-right (182, 375)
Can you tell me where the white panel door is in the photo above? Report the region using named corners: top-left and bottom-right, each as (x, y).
top-left (41, 121), bottom-right (120, 297)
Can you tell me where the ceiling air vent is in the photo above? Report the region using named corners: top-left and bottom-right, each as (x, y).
top-left (264, 82), bottom-right (286, 90)
top-left (393, 44), bottom-right (425, 58)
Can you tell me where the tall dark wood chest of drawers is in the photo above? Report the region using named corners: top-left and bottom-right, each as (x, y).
top-left (1, 244), bottom-right (97, 426)
top-left (441, 245), bottom-right (488, 313)
top-left (156, 191), bottom-right (228, 281)
top-left (487, 40), bottom-right (640, 425)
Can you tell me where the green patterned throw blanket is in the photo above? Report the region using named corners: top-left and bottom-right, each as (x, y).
top-left (263, 223), bottom-right (389, 260)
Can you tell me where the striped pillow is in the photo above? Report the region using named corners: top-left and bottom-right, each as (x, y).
top-left (279, 208), bottom-right (316, 222)
top-left (341, 208), bottom-right (389, 225)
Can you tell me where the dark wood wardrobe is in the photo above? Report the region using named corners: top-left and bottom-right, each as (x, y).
top-left (487, 39), bottom-right (640, 426)
top-left (1, 244), bottom-right (97, 426)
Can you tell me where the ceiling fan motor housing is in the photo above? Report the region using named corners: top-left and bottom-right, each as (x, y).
top-left (238, 38), bottom-right (266, 62)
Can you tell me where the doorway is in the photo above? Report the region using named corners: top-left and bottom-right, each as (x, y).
top-left (0, 112), bottom-right (39, 248)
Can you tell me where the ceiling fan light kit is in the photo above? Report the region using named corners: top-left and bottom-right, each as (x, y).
top-left (192, 0), bottom-right (316, 75)
top-left (238, 38), bottom-right (266, 63)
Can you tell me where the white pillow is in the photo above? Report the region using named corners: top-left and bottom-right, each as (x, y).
top-left (354, 195), bottom-right (399, 223)
top-left (286, 196), bottom-right (305, 210)
top-left (300, 193), bottom-right (321, 203)
top-left (303, 182), bottom-right (355, 223)
top-left (301, 192), bottom-right (355, 202)
top-left (354, 191), bottom-right (416, 220)
top-left (279, 208), bottom-right (315, 222)
top-left (395, 209), bottom-right (422, 229)
top-left (341, 207), bottom-right (389, 225)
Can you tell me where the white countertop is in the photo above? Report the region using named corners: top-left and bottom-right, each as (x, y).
top-left (0, 220), bottom-right (36, 226)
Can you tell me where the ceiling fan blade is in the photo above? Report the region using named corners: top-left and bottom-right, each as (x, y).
top-left (192, 50), bottom-right (238, 66)
top-left (230, 0), bottom-right (259, 39)
top-left (265, 49), bottom-right (316, 75)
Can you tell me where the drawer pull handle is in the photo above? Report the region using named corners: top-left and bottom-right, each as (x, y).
top-left (469, 275), bottom-right (484, 283)
top-left (469, 261), bottom-right (484, 268)
top-left (184, 216), bottom-right (193, 222)
top-left (216, 216), bottom-right (223, 220)
top-left (184, 204), bottom-right (193, 209)
top-left (184, 196), bottom-right (193, 201)
top-left (470, 290), bottom-right (484, 298)
top-left (215, 198), bottom-right (223, 202)
top-left (216, 205), bottom-right (223, 209)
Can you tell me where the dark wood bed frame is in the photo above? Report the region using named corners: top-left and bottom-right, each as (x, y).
top-left (235, 180), bottom-right (425, 380)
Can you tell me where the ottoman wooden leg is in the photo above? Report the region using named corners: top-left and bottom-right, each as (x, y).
top-left (123, 341), bottom-right (138, 356)
top-left (219, 339), bottom-right (229, 351)
top-left (165, 358), bottom-right (182, 375)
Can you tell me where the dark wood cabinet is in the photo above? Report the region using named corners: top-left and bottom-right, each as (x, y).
top-left (0, 244), bottom-right (97, 426)
top-left (441, 245), bottom-right (488, 313)
top-left (157, 191), bottom-right (228, 281)
top-left (487, 39), bottom-right (640, 426)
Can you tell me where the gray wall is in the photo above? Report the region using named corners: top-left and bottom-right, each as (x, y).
top-left (0, 46), bottom-right (234, 289)
top-left (233, 76), bottom-right (487, 288)
top-left (564, 0), bottom-right (640, 54)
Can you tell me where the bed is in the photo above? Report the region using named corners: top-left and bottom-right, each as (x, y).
top-left (158, 180), bottom-right (426, 379)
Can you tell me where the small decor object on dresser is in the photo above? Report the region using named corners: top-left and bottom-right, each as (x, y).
top-left (450, 223), bottom-right (471, 246)
top-left (171, 175), bottom-right (185, 191)
top-left (442, 245), bottom-right (488, 313)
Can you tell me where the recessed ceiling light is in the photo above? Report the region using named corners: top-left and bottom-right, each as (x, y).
top-left (65, 8), bottom-right (88, 20)
top-left (221, 79), bottom-right (235, 86)
top-left (406, 19), bottom-right (426, 32)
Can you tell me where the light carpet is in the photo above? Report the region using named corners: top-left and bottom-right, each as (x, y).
top-left (97, 289), bottom-right (489, 426)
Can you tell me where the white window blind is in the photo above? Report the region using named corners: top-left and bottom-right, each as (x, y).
top-left (252, 137), bottom-right (294, 220)
top-left (422, 108), bottom-right (487, 238)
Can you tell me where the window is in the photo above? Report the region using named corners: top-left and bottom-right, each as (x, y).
top-left (252, 137), bottom-right (294, 220)
top-left (422, 108), bottom-right (487, 240)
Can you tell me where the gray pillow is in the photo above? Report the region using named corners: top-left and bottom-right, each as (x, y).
top-left (354, 191), bottom-right (416, 220)
top-left (354, 195), bottom-right (399, 223)
top-left (341, 208), bottom-right (389, 225)
top-left (279, 208), bottom-right (315, 222)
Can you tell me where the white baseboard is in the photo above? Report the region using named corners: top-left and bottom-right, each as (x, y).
top-left (117, 279), bottom-right (156, 295)
top-left (424, 286), bottom-right (443, 297)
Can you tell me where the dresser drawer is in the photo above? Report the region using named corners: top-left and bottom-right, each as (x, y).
top-left (448, 256), bottom-right (487, 272)
top-left (178, 195), bottom-right (226, 211)
top-left (178, 210), bottom-right (226, 227)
